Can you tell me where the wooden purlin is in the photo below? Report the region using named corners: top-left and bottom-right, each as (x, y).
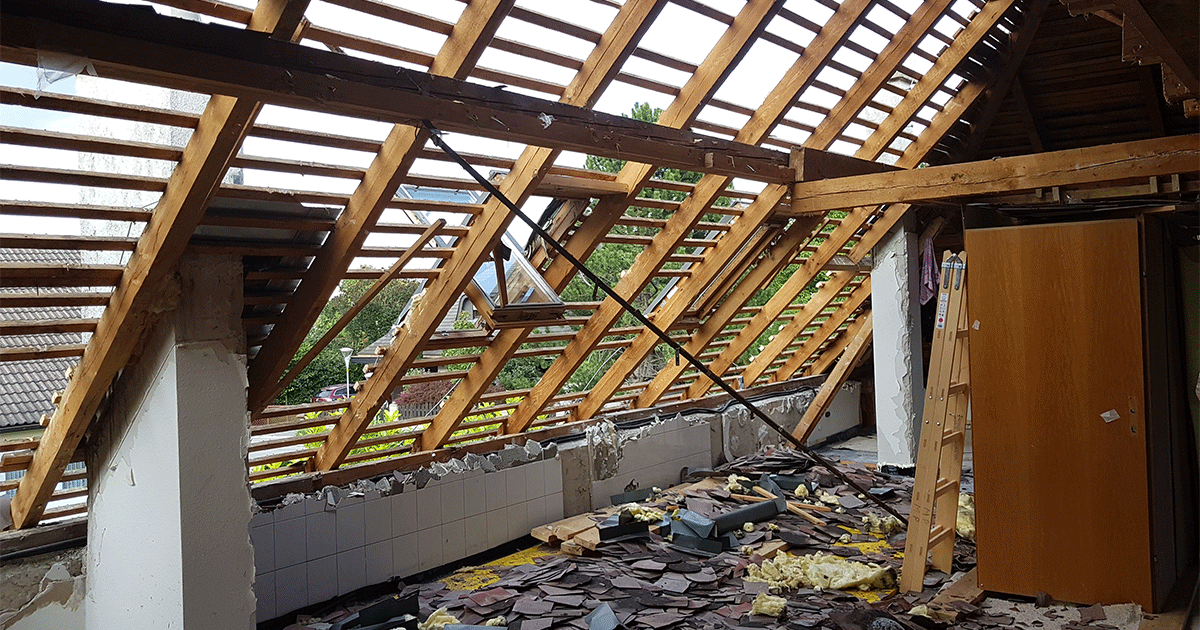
top-left (791, 134), bottom-right (1200, 215)
top-left (791, 310), bottom-right (873, 443)
top-left (501, 0), bottom-right (873, 435)
top-left (317, 0), bottom-right (671, 468)
top-left (0, 0), bottom-right (793, 184)
top-left (420, 0), bottom-right (790, 449)
top-left (245, 0), bottom-right (514, 412)
top-left (6, 0), bottom-right (312, 530)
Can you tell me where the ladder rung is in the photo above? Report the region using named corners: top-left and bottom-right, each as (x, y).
top-left (948, 382), bottom-right (969, 395)
top-left (935, 478), bottom-right (957, 496)
top-left (929, 525), bottom-right (953, 547)
top-left (942, 429), bottom-right (964, 442)
top-left (956, 328), bottom-right (970, 338)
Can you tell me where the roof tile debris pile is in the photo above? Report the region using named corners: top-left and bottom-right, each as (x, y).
top-left (277, 449), bottom-right (1140, 630)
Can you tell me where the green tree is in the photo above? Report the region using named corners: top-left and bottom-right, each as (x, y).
top-left (275, 275), bottom-right (419, 405)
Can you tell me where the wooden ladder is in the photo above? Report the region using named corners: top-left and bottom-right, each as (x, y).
top-left (900, 251), bottom-right (971, 593)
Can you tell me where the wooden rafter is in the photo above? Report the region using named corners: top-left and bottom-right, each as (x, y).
top-left (772, 277), bottom-right (873, 382)
top-left (741, 273), bottom-right (870, 386)
top-left (246, 0), bottom-right (515, 411)
top-left (1, 0), bottom-right (792, 184)
top-left (502, 0), bottom-right (870, 434)
top-left (791, 310), bottom-right (873, 442)
top-left (316, 0), bottom-right (671, 469)
top-left (418, 0), bottom-right (788, 449)
top-left (7, 0), bottom-right (311, 530)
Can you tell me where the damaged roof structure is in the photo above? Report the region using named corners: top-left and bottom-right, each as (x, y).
top-left (0, 0), bottom-right (1196, 627)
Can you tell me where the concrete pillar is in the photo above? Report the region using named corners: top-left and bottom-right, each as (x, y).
top-left (86, 255), bottom-right (255, 629)
top-left (871, 218), bottom-right (925, 469)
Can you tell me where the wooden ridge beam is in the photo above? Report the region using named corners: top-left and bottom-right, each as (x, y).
top-left (319, 0), bottom-right (670, 468)
top-left (245, 0), bottom-right (515, 412)
top-left (416, 0), bottom-right (786, 450)
top-left (792, 134), bottom-right (1199, 214)
top-left (1, 0), bottom-right (792, 183)
top-left (8, 0), bottom-right (311, 529)
top-left (791, 310), bottom-right (873, 442)
top-left (503, 0), bottom-right (861, 434)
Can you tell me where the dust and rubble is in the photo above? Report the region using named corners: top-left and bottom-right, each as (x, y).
top-left (266, 447), bottom-right (1143, 630)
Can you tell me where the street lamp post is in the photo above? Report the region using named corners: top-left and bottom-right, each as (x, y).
top-left (340, 347), bottom-right (353, 400)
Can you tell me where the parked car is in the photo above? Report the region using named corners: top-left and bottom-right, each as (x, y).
top-left (311, 384), bottom-right (354, 403)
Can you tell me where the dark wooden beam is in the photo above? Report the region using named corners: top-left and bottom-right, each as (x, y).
top-left (0, 0), bottom-right (792, 183)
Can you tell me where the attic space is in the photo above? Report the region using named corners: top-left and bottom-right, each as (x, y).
top-left (0, 0), bottom-right (1197, 628)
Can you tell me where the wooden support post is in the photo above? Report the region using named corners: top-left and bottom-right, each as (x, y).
top-left (8, 0), bottom-right (311, 530)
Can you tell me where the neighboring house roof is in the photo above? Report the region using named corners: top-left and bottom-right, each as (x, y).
top-left (0, 248), bottom-right (84, 430)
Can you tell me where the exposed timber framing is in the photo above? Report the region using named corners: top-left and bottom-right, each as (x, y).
top-left (792, 134), bottom-right (1199, 215)
top-left (791, 311), bottom-right (873, 442)
top-left (8, 0), bottom-right (312, 529)
top-left (315, 0), bottom-right (671, 470)
top-left (420, 0), bottom-right (790, 448)
top-left (246, 0), bottom-right (516, 411)
top-left (1, 0), bottom-right (793, 184)
top-left (502, 0), bottom-right (873, 434)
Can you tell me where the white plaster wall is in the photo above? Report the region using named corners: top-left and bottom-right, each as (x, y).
top-left (252, 458), bottom-right (563, 621)
top-left (0, 548), bottom-right (86, 629)
top-left (872, 223), bottom-right (926, 468)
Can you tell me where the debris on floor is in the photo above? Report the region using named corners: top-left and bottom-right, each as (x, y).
top-left (273, 447), bottom-right (1144, 630)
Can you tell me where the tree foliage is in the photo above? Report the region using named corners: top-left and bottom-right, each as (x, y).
top-left (275, 276), bottom-right (419, 405)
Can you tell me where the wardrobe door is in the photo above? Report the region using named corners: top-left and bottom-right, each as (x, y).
top-left (966, 218), bottom-right (1152, 608)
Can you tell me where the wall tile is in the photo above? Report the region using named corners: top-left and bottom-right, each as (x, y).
top-left (252, 523), bottom-right (275, 574)
top-left (463, 474), bottom-right (486, 517)
top-left (505, 501), bottom-right (528, 541)
top-left (364, 495), bottom-right (392, 545)
top-left (486, 509), bottom-right (507, 549)
top-left (484, 471), bottom-right (507, 511)
top-left (272, 499), bottom-right (306, 523)
top-left (274, 514), bottom-right (306, 569)
top-left (525, 461), bottom-right (546, 499)
top-left (336, 500), bottom-right (366, 553)
top-left (464, 514), bottom-right (487, 557)
top-left (308, 554), bottom-right (338, 604)
top-left (392, 532), bottom-right (418, 579)
top-left (337, 547), bottom-right (367, 595)
top-left (254, 569), bottom-right (276, 623)
top-left (392, 491), bottom-right (417, 537)
top-left (441, 519), bottom-right (465, 564)
top-left (274, 563), bottom-right (308, 619)
top-left (417, 526), bottom-right (443, 572)
top-left (416, 486), bottom-right (441, 531)
top-left (441, 479), bottom-right (464, 523)
top-left (505, 466), bottom-right (527, 506)
top-left (545, 458), bottom-right (563, 494)
top-left (307, 510), bottom-right (337, 560)
top-left (547, 492), bottom-right (564, 522)
top-left (365, 540), bottom-right (393, 586)
top-left (251, 509), bottom-right (275, 529)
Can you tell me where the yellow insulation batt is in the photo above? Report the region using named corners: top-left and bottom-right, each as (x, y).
top-left (745, 552), bottom-right (897, 591)
top-left (751, 592), bottom-right (788, 616)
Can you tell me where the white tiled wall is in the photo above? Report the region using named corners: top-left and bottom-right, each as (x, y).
top-left (251, 457), bottom-right (564, 621)
top-left (590, 419), bottom-right (714, 510)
